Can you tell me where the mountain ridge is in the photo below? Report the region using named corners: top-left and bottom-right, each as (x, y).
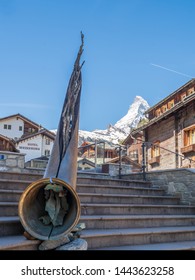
top-left (78, 95), bottom-right (150, 146)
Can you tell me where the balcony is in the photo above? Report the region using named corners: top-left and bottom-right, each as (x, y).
top-left (181, 144), bottom-right (195, 154)
top-left (148, 155), bottom-right (160, 165)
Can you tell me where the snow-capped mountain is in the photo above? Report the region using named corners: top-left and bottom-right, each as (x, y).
top-left (78, 96), bottom-right (150, 146)
top-left (114, 96), bottom-right (150, 134)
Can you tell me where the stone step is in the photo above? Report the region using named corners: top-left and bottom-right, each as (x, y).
top-left (0, 179), bottom-right (32, 190)
top-left (96, 240), bottom-right (195, 250)
top-left (0, 171), bottom-right (42, 181)
top-left (80, 226), bottom-right (195, 249)
top-left (79, 193), bottom-right (180, 205)
top-left (0, 178), bottom-right (152, 192)
top-left (77, 177), bottom-right (151, 187)
top-left (2, 200), bottom-right (193, 217)
top-left (77, 171), bottom-right (111, 179)
top-left (0, 190), bottom-right (171, 207)
top-left (81, 203), bottom-right (195, 215)
top-left (0, 189), bottom-right (23, 202)
top-left (0, 188), bottom-right (166, 203)
top-left (1, 234), bottom-right (195, 251)
top-left (77, 183), bottom-right (165, 196)
top-left (2, 213), bottom-right (195, 238)
top-left (0, 172), bottom-right (150, 187)
top-left (0, 235), bottom-right (40, 250)
top-left (0, 216), bottom-right (23, 236)
top-left (80, 214), bottom-right (195, 229)
top-left (0, 202), bottom-right (18, 216)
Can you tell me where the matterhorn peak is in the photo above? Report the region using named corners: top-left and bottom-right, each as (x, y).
top-left (64, 95), bottom-right (150, 146)
top-left (128, 95), bottom-right (149, 111)
top-left (134, 95), bottom-right (144, 102)
top-left (114, 95), bottom-right (149, 134)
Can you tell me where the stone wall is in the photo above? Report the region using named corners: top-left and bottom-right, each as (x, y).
top-left (0, 151), bottom-right (25, 173)
top-left (102, 163), bottom-right (132, 177)
top-left (122, 168), bottom-right (195, 205)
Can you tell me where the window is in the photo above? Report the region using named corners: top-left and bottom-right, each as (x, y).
top-left (19, 126), bottom-right (23, 131)
top-left (155, 109), bottom-right (161, 117)
top-left (181, 126), bottom-right (195, 154)
top-left (149, 141), bottom-right (161, 165)
top-left (151, 141), bottom-right (160, 157)
top-left (129, 150), bottom-right (138, 161)
top-left (181, 92), bottom-right (187, 101)
top-left (184, 127), bottom-right (195, 146)
top-left (168, 99), bottom-right (174, 109)
top-left (187, 87), bottom-right (194, 95)
top-left (45, 138), bottom-right (50, 145)
top-left (4, 124), bottom-right (11, 130)
top-left (28, 128), bottom-right (35, 133)
top-left (44, 150), bottom-right (50, 156)
top-left (161, 105), bottom-right (167, 113)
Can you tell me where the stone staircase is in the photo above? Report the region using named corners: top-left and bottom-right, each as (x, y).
top-left (1, 171), bottom-right (195, 250)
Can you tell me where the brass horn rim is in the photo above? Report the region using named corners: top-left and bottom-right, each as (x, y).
top-left (18, 177), bottom-right (81, 241)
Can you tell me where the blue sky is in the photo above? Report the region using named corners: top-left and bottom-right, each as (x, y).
top-left (0, 0), bottom-right (195, 131)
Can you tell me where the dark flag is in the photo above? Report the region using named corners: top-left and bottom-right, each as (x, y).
top-left (44, 32), bottom-right (84, 189)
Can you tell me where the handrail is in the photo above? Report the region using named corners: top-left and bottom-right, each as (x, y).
top-left (145, 141), bottom-right (195, 163)
top-left (141, 141), bottom-right (195, 181)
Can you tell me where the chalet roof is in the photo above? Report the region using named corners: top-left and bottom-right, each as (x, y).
top-left (0, 133), bottom-right (13, 142)
top-left (131, 92), bottom-right (195, 135)
top-left (77, 158), bottom-right (96, 167)
top-left (145, 78), bottom-right (195, 114)
top-left (122, 131), bottom-right (143, 145)
top-left (16, 128), bottom-right (55, 143)
top-left (106, 155), bottom-right (141, 168)
top-left (31, 156), bottom-right (49, 161)
top-left (80, 141), bottom-right (93, 147)
top-left (0, 113), bottom-right (42, 129)
top-left (0, 134), bottom-right (18, 152)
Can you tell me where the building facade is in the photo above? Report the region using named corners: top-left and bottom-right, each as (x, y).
top-left (123, 131), bottom-right (144, 166)
top-left (0, 114), bottom-right (55, 162)
top-left (0, 114), bottom-right (41, 140)
top-left (129, 79), bottom-right (195, 171)
top-left (15, 129), bottom-right (55, 162)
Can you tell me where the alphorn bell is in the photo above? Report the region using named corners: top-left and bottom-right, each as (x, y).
top-left (18, 33), bottom-right (84, 240)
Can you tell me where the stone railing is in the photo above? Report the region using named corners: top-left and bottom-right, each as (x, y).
top-left (0, 151), bottom-right (25, 173)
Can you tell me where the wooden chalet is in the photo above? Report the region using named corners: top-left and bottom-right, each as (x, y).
top-left (78, 141), bottom-right (117, 160)
top-left (123, 131), bottom-right (144, 165)
top-left (130, 79), bottom-right (195, 170)
top-left (0, 134), bottom-right (18, 153)
top-left (15, 129), bottom-right (55, 162)
top-left (0, 113), bottom-right (55, 162)
top-left (0, 113), bottom-right (42, 140)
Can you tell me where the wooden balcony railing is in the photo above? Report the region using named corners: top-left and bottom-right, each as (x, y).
top-left (148, 155), bottom-right (160, 165)
top-left (181, 144), bottom-right (195, 154)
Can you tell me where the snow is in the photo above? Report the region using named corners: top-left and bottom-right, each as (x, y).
top-left (78, 96), bottom-right (149, 146)
top-left (50, 95), bottom-right (150, 146)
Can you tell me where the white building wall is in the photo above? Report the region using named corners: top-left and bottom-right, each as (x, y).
top-left (42, 135), bottom-right (54, 156)
top-left (16, 135), bottom-right (43, 162)
top-left (0, 117), bottom-right (24, 139)
top-left (16, 134), bottom-right (54, 162)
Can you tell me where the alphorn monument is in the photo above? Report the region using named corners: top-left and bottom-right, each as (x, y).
top-left (18, 33), bottom-right (84, 241)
